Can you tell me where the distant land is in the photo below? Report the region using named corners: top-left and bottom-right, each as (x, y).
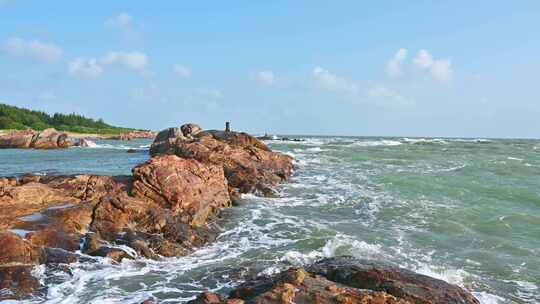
top-left (0, 103), bottom-right (134, 134)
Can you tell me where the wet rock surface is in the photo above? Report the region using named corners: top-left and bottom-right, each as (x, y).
top-left (190, 257), bottom-right (479, 304)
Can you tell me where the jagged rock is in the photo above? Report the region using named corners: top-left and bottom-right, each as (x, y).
top-left (75, 138), bottom-right (96, 147)
top-left (307, 257), bottom-right (480, 304)
top-left (88, 246), bottom-right (133, 262)
top-left (0, 266), bottom-right (41, 301)
top-left (191, 258), bottom-right (479, 304)
top-left (0, 124), bottom-right (294, 299)
top-left (150, 124), bottom-right (294, 196)
top-left (132, 155), bottom-right (231, 226)
top-left (0, 232), bottom-right (41, 266)
top-left (0, 128), bottom-right (74, 149)
top-left (149, 126), bottom-right (186, 155)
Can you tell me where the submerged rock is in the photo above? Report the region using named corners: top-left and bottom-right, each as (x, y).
top-left (0, 128), bottom-right (74, 149)
top-left (190, 257), bottom-right (479, 304)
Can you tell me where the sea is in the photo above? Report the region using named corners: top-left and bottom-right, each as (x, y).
top-left (0, 136), bottom-right (538, 303)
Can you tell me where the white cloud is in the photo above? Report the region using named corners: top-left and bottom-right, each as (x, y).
top-left (100, 51), bottom-right (148, 71)
top-left (430, 59), bottom-right (453, 83)
top-left (2, 37), bottom-right (63, 63)
top-left (173, 64), bottom-right (192, 78)
top-left (386, 48), bottom-right (408, 77)
top-left (105, 13), bottom-right (141, 42)
top-left (413, 49), bottom-right (434, 69)
top-left (413, 49), bottom-right (453, 83)
top-left (68, 57), bottom-right (103, 78)
top-left (106, 13), bottom-right (132, 28)
top-left (313, 66), bottom-right (358, 94)
top-left (67, 51), bottom-right (149, 78)
top-left (253, 70), bottom-right (275, 85)
top-left (367, 85), bottom-right (413, 106)
top-left (197, 88), bottom-right (223, 99)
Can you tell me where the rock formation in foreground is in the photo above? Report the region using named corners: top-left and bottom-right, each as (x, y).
top-left (189, 256), bottom-right (479, 304)
top-left (0, 128), bottom-right (88, 149)
top-left (0, 123), bottom-right (294, 300)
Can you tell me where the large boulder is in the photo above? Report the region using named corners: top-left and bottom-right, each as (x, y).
top-left (31, 128), bottom-right (72, 149)
top-left (150, 124), bottom-right (294, 196)
top-left (307, 257), bottom-right (480, 304)
top-left (0, 128), bottom-right (74, 149)
top-left (190, 257), bottom-right (479, 304)
top-left (132, 155), bottom-right (231, 226)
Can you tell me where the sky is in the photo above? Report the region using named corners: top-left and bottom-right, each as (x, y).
top-left (1, 1), bottom-right (539, 138)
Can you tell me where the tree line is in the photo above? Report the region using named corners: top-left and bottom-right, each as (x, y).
top-left (0, 103), bottom-right (133, 134)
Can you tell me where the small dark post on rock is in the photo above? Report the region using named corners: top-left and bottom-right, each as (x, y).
top-left (225, 121), bottom-right (231, 132)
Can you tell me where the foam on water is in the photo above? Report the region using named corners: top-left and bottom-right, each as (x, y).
top-left (2, 136), bottom-right (538, 303)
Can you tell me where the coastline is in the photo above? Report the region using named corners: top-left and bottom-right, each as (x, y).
top-left (0, 126), bottom-right (496, 303)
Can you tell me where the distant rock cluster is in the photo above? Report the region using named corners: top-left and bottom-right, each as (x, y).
top-left (0, 128), bottom-right (89, 149)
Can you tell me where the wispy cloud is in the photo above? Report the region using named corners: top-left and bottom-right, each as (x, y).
top-left (414, 49), bottom-right (453, 83)
top-left (68, 51), bottom-right (149, 78)
top-left (105, 13), bottom-right (141, 42)
top-left (68, 57), bottom-right (103, 78)
top-left (386, 48), bottom-right (408, 77)
top-left (252, 70), bottom-right (275, 85)
top-left (313, 66), bottom-right (358, 94)
top-left (2, 37), bottom-right (63, 63)
top-left (100, 51), bottom-right (148, 71)
top-left (173, 64), bottom-right (192, 78)
top-left (367, 85), bottom-right (414, 106)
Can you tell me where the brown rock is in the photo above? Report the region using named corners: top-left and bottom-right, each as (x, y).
top-left (111, 130), bottom-right (157, 140)
top-left (308, 257), bottom-right (480, 304)
top-left (150, 125), bottom-right (294, 196)
top-left (0, 129), bottom-right (35, 148)
top-left (76, 138), bottom-right (96, 147)
top-left (132, 155), bottom-right (231, 226)
top-left (0, 128), bottom-right (75, 149)
top-left (149, 127), bottom-right (186, 155)
top-left (88, 246), bottom-right (133, 262)
top-left (228, 267), bottom-right (412, 304)
top-left (181, 123), bottom-right (203, 138)
top-left (0, 266), bottom-right (41, 300)
top-left (31, 128), bottom-right (72, 149)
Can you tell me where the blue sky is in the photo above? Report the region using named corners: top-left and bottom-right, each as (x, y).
top-left (1, 1), bottom-right (539, 138)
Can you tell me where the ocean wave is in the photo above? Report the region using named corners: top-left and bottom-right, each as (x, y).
top-left (352, 140), bottom-right (402, 147)
top-left (401, 138), bottom-right (448, 145)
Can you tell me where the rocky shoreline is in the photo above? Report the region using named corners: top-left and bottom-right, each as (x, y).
top-left (0, 124), bottom-right (480, 303)
top-left (0, 128), bottom-right (93, 149)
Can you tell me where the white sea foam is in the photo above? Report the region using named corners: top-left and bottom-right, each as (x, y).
top-left (507, 156), bottom-right (523, 161)
top-left (401, 138), bottom-right (448, 145)
top-left (472, 292), bottom-right (505, 304)
top-left (352, 140), bottom-right (402, 147)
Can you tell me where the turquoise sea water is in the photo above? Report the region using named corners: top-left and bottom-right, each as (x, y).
top-left (0, 137), bottom-right (539, 303)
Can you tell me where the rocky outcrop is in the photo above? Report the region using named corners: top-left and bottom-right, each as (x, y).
top-left (0, 128), bottom-right (74, 149)
top-left (0, 155), bottom-right (234, 298)
top-left (190, 257), bottom-right (479, 304)
top-left (150, 124), bottom-right (294, 196)
top-left (131, 155), bottom-right (231, 226)
top-left (0, 123), bottom-right (294, 299)
top-left (110, 130), bottom-right (157, 140)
